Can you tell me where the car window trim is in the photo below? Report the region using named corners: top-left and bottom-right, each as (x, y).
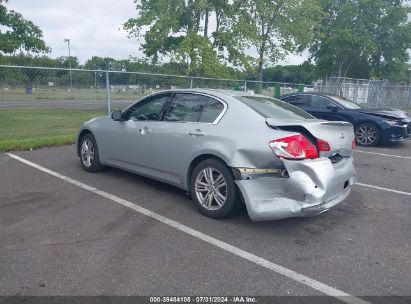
top-left (161, 92), bottom-right (228, 125)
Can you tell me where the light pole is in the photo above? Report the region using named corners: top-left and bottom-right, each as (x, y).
top-left (63, 38), bottom-right (73, 93)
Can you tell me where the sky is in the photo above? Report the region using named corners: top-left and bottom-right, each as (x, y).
top-left (5, 0), bottom-right (309, 66)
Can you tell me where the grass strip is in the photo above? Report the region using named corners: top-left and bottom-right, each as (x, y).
top-left (0, 108), bottom-right (104, 151)
top-left (0, 135), bottom-right (76, 152)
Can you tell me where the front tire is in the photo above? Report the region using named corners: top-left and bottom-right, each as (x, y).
top-left (190, 159), bottom-right (239, 219)
top-left (355, 123), bottom-right (381, 146)
top-left (79, 133), bottom-right (104, 172)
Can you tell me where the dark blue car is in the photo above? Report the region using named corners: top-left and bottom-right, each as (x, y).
top-left (280, 93), bottom-right (411, 146)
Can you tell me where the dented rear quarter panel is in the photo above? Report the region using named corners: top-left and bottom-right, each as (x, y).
top-left (181, 95), bottom-right (302, 188)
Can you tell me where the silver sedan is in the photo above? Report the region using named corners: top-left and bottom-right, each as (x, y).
top-left (77, 89), bottom-right (356, 221)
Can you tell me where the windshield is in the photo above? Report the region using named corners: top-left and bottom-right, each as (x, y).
top-left (328, 95), bottom-right (363, 109)
top-left (236, 96), bottom-right (316, 120)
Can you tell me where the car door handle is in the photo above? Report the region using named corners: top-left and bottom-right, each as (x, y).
top-left (139, 126), bottom-right (151, 135)
top-left (189, 129), bottom-right (205, 136)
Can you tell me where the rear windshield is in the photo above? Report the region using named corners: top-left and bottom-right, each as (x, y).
top-left (236, 96), bottom-right (315, 120)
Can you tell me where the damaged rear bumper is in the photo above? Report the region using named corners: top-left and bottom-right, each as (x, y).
top-left (235, 157), bottom-right (356, 221)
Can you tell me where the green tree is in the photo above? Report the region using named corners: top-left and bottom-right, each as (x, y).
top-left (0, 53), bottom-right (58, 67)
top-left (123, 0), bottom-right (247, 77)
top-left (84, 56), bottom-right (129, 85)
top-left (310, 0), bottom-right (411, 81)
top-left (0, 0), bottom-right (49, 54)
top-left (262, 62), bottom-right (316, 84)
top-left (57, 56), bottom-right (79, 69)
top-left (0, 54), bottom-right (57, 87)
top-left (238, 0), bottom-right (322, 90)
top-left (84, 56), bottom-right (126, 71)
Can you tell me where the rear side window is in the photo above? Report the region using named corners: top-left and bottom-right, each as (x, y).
top-left (164, 93), bottom-right (224, 123)
top-left (199, 98), bottom-right (224, 123)
top-left (236, 96), bottom-right (315, 120)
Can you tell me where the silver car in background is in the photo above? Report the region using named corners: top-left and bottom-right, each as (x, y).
top-left (77, 89), bottom-right (356, 221)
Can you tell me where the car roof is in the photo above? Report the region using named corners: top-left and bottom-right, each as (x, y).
top-left (156, 88), bottom-right (275, 100)
top-left (280, 92), bottom-right (341, 99)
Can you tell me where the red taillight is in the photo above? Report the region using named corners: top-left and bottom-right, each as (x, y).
top-left (269, 134), bottom-right (319, 160)
top-left (317, 138), bottom-right (331, 152)
top-left (352, 138), bottom-right (356, 149)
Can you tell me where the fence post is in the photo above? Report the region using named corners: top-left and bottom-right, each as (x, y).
top-left (106, 71), bottom-right (111, 115)
top-left (244, 81), bottom-right (247, 92)
top-left (408, 86), bottom-right (411, 109)
top-left (274, 84), bottom-right (281, 97)
top-left (190, 77), bottom-right (193, 89)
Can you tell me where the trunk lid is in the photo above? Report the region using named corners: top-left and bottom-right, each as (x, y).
top-left (266, 119), bottom-right (355, 157)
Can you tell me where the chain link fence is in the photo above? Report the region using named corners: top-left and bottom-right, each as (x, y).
top-left (315, 77), bottom-right (411, 109)
top-left (0, 65), bottom-right (410, 151)
top-left (0, 65), bottom-right (309, 151)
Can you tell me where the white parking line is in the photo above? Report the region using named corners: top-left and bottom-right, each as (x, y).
top-left (6, 152), bottom-right (369, 304)
top-left (356, 183), bottom-right (411, 196)
top-left (355, 150), bottom-right (411, 159)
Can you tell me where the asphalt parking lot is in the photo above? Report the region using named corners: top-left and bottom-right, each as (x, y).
top-left (0, 142), bottom-right (410, 303)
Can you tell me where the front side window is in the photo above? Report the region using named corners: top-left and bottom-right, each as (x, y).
top-left (283, 95), bottom-right (309, 106)
top-left (164, 94), bottom-right (224, 123)
top-left (236, 96), bottom-right (315, 120)
top-left (125, 93), bottom-right (171, 121)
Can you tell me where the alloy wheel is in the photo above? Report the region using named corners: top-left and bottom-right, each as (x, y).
top-left (194, 167), bottom-right (227, 211)
top-left (356, 125), bottom-right (377, 146)
top-left (81, 138), bottom-right (95, 168)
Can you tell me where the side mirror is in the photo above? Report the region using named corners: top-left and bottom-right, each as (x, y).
top-left (111, 110), bottom-right (123, 121)
top-left (327, 105), bottom-right (339, 112)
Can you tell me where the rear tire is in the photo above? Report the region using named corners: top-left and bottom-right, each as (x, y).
top-left (190, 159), bottom-right (239, 219)
top-left (79, 133), bottom-right (105, 172)
top-left (355, 123), bottom-right (381, 146)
